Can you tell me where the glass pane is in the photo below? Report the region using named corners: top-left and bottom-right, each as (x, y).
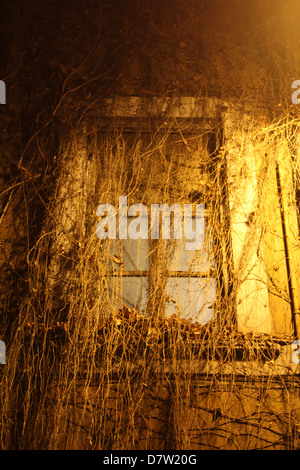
top-left (109, 237), bottom-right (149, 271)
top-left (165, 277), bottom-right (216, 323)
top-left (168, 217), bottom-right (213, 273)
top-left (107, 276), bottom-right (149, 313)
top-left (122, 237), bottom-right (149, 271)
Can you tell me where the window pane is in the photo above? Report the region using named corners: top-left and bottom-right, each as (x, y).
top-left (107, 276), bottom-right (149, 313)
top-left (168, 217), bottom-right (213, 273)
top-left (109, 237), bottom-right (149, 271)
top-left (166, 277), bottom-right (216, 323)
top-left (168, 237), bottom-right (212, 272)
top-left (122, 237), bottom-right (149, 271)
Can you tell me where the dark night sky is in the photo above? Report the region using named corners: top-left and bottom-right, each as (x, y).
top-left (1, 0), bottom-right (300, 100)
top-left (0, 0), bottom-right (299, 152)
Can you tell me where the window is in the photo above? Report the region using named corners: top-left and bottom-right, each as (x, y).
top-left (101, 128), bottom-right (217, 324)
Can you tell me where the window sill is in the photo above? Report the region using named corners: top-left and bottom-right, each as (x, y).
top-left (24, 308), bottom-right (291, 367)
